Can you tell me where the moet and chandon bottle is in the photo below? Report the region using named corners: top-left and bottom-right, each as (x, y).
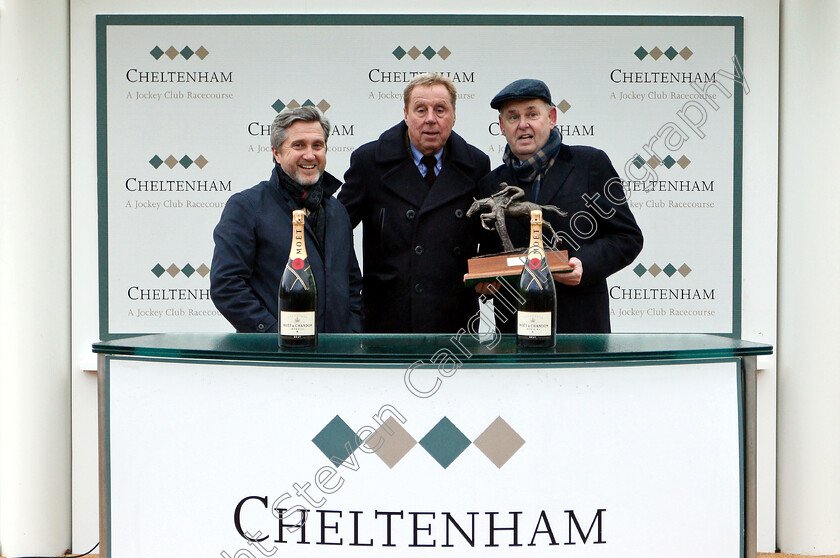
top-left (516, 209), bottom-right (557, 348)
top-left (278, 209), bottom-right (317, 348)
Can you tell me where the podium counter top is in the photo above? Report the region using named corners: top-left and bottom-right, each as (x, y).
top-left (93, 333), bottom-right (772, 365)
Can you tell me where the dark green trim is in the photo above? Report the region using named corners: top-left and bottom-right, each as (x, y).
top-left (96, 15), bottom-right (110, 339)
top-left (732, 17), bottom-right (745, 338)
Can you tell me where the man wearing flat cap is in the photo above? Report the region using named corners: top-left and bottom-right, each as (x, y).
top-left (478, 78), bottom-right (643, 333)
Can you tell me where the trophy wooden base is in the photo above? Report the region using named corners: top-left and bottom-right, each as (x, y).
top-left (463, 249), bottom-right (571, 286)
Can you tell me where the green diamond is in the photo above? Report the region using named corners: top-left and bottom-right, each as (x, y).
top-left (150, 46), bottom-right (164, 60)
top-left (180, 46), bottom-right (194, 59)
top-left (663, 155), bottom-right (676, 168)
top-left (419, 417), bottom-right (471, 469)
top-left (633, 263), bottom-right (647, 277)
top-left (634, 46), bottom-right (648, 60)
top-left (302, 99), bottom-right (315, 107)
top-left (313, 416), bottom-right (361, 466)
top-left (182, 264), bottom-right (195, 277)
top-left (663, 264), bottom-right (677, 277)
top-left (179, 155), bottom-right (193, 168)
top-left (664, 46), bottom-right (678, 60)
top-left (149, 155), bottom-right (164, 168)
top-left (392, 46), bottom-right (406, 59)
top-left (632, 155), bottom-right (646, 169)
top-left (271, 99), bottom-right (286, 113)
top-left (151, 264), bottom-right (165, 277)
top-left (422, 46), bottom-right (436, 60)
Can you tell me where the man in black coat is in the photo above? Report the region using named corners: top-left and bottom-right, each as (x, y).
top-left (478, 79), bottom-right (643, 333)
top-left (339, 73), bottom-right (490, 333)
top-left (211, 106), bottom-right (363, 334)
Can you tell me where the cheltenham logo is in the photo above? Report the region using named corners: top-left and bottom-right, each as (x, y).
top-left (149, 154), bottom-right (208, 169)
top-left (634, 45), bottom-right (693, 61)
top-left (392, 45), bottom-right (451, 60)
top-left (313, 415), bottom-right (525, 470)
top-left (151, 263), bottom-right (210, 278)
top-left (632, 153), bottom-right (691, 170)
top-left (633, 263), bottom-right (692, 278)
top-left (272, 99), bottom-right (331, 113)
top-left (150, 45), bottom-right (209, 60)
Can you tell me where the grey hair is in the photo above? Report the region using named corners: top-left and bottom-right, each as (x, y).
top-left (270, 106), bottom-right (330, 151)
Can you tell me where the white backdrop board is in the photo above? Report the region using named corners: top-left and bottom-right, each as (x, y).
top-left (97, 15), bottom-right (744, 337)
top-left (101, 357), bottom-right (744, 557)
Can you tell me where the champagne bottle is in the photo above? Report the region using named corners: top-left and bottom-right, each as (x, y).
top-left (278, 210), bottom-right (317, 348)
top-left (516, 209), bottom-right (557, 348)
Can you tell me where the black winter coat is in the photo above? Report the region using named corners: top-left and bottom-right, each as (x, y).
top-left (339, 122), bottom-right (490, 333)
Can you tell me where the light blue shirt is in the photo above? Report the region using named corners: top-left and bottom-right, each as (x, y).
top-left (409, 143), bottom-right (443, 178)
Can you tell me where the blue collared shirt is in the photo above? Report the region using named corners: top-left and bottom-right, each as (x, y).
top-left (409, 143), bottom-right (442, 178)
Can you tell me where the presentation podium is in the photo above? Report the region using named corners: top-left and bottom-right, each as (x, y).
top-left (94, 333), bottom-right (771, 558)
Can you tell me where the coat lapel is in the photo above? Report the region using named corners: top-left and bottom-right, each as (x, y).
top-left (536, 144), bottom-right (574, 205)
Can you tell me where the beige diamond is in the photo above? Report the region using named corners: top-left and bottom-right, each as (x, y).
top-left (407, 46), bottom-right (422, 60)
top-left (164, 155), bottom-right (179, 169)
top-left (647, 156), bottom-right (661, 169)
top-left (676, 155), bottom-right (691, 169)
top-left (649, 47), bottom-right (663, 60)
top-left (557, 99), bottom-right (571, 114)
top-left (193, 155), bottom-right (208, 169)
top-left (166, 264), bottom-right (180, 277)
top-left (286, 99), bottom-right (301, 109)
top-left (196, 264), bottom-right (211, 277)
top-left (317, 99), bottom-right (331, 113)
top-left (473, 417), bottom-right (525, 469)
top-left (370, 417), bottom-right (416, 469)
top-left (678, 263), bottom-right (692, 277)
top-left (195, 46), bottom-right (209, 60)
top-left (165, 46), bottom-right (179, 60)
top-left (679, 46), bottom-right (693, 60)
top-left (437, 46), bottom-right (451, 60)
top-left (648, 263), bottom-right (662, 277)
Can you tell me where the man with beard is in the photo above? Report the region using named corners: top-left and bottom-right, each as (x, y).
top-left (478, 79), bottom-right (643, 333)
top-left (211, 106), bottom-right (362, 333)
top-left (339, 73), bottom-right (490, 333)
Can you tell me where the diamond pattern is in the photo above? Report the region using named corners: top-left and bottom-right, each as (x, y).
top-left (647, 156), bottom-right (661, 169)
top-left (556, 99), bottom-right (571, 114)
top-left (196, 264), bottom-right (211, 277)
top-left (312, 415), bottom-right (360, 466)
top-left (165, 46), bottom-right (179, 60)
top-left (286, 99), bottom-right (301, 109)
top-left (473, 417), bottom-right (525, 469)
top-left (649, 47), bottom-right (663, 60)
top-left (407, 46), bottom-right (422, 60)
top-left (437, 46), bottom-right (451, 60)
top-left (271, 99), bottom-right (286, 113)
top-left (166, 263), bottom-right (180, 277)
top-left (149, 155), bottom-right (164, 169)
top-left (194, 155), bottom-right (208, 169)
top-left (663, 264), bottom-right (677, 277)
top-left (151, 264), bottom-right (166, 277)
top-left (302, 99), bottom-right (315, 107)
top-left (392, 46), bottom-right (407, 60)
top-left (150, 46), bottom-right (164, 60)
top-left (422, 46), bottom-right (436, 60)
top-left (679, 46), bottom-right (693, 60)
top-left (420, 417), bottom-right (471, 469)
top-left (664, 46), bottom-right (679, 60)
top-left (632, 155), bottom-right (646, 169)
top-left (678, 263), bottom-right (692, 277)
top-left (164, 155), bottom-right (178, 169)
top-left (181, 264), bottom-right (196, 277)
top-left (662, 155), bottom-right (676, 169)
top-left (633, 263), bottom-right (647, 277)
top-left (648, 263), bottom-right (662, 277)
top-left (180, 46), bottom-right (194, 60)
top-left (179, 155), bottom-right (193, 168)
top-left (317, 99), bottom-right (331, 113)
top-left (634, 46), bottom-right (648, 60)
top-left (195, 46), bottom-right (209, 60)
top-left (371, 417), bottom-right (417, 469)
top-left (676, 155), bottom-right (691, 169)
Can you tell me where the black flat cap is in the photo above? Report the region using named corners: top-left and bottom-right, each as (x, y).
top-left (490, 78), bottom-right (552, 110)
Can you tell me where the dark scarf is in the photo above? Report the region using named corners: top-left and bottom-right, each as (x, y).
top-left (502, 127), bottom-right (563, 202)
top-left (275, 163), bottom-right (326, 252)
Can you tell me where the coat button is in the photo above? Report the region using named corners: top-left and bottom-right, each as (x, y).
top-left (257, 323), bottom-right (265, 331)
top-left (414, 245), bottom-right (424, 255)
top-left (405, 209), bottom-right (416, 220)
top-left (453, 246), bottom-right (462, 256)
top-left (455, 209), bottom-right (464, 218)
top-left (414, 283), bottom-right (423, 293)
